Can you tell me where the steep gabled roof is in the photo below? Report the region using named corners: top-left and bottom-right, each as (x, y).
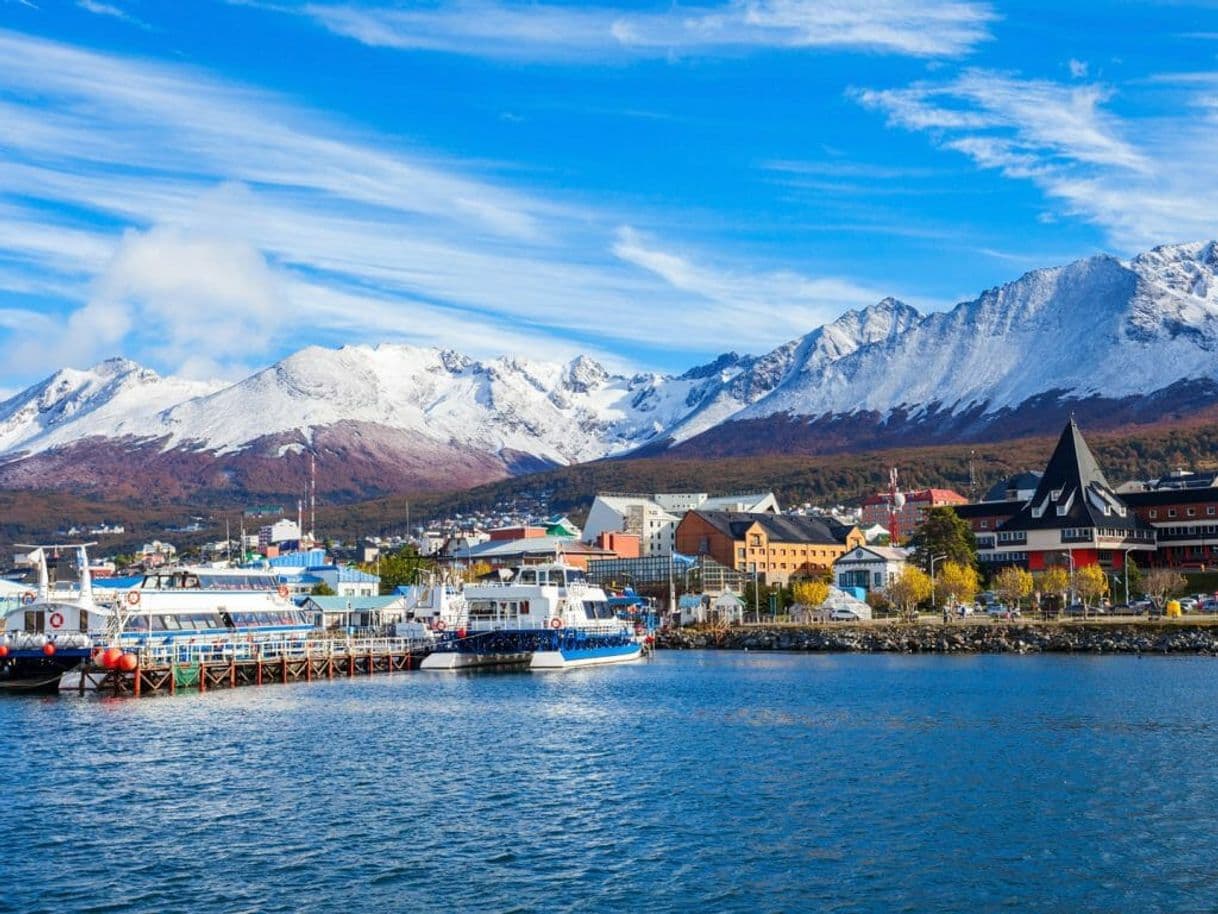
top-left (1001, 419), bottom-right (1145, 532)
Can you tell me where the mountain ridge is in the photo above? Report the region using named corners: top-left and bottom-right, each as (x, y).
top-left (3, 239), bottom-right (1218, 501)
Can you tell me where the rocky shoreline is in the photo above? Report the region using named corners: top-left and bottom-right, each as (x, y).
top-left (656, 623), bottom-right (1218, 654)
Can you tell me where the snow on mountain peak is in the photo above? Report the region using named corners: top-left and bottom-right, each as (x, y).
top-left (4, 240), bottom-right (1218, 477)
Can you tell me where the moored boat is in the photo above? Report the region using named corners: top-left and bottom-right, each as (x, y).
top-left (420, 562), bottom-right (646, 672)
top-left (1, 545), bottom-right (315, 693)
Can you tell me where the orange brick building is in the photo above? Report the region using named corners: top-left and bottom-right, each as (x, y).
top-left (675, 511), bottom-right (864, 585)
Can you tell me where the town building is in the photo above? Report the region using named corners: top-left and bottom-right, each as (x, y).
top-left (1117, 471), bottom-right (1218, 569)
top-left (860, 488), bottom-right (967, 542)
top-left (258, 518), bottom-right (301, 550)
top-left (583, 492), bottom-right (779, 556)
top-left (674, 510), bottom-right (864, 585)
top-left (585, 552), bottom-right (744, 594)
top-left (974, 419), bottom-right (1155, 572)
top-left (833, 545), bottom-right (912, 594)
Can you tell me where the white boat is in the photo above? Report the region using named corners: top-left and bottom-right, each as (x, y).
top-left (420, 562), bottom-right (645, 672)
top-left (0, 545), bottom-right (314, 692)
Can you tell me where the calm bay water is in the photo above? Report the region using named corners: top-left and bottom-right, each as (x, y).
top-left (3, 652), bottom-right (1218, 913)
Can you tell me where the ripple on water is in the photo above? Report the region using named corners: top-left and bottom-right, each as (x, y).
top-left (5, 654), bottom-right (1218, 913)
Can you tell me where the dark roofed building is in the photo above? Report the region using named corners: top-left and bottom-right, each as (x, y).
top-left (981, 420), bottom-right (1154, 572)
top-left (982, 471), bottom-right (1042, 504)
top-left (675, 510), bottom-right (864, 585)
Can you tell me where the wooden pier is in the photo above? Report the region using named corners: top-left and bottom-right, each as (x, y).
top-left (73, 637), bottom-right (432, 697)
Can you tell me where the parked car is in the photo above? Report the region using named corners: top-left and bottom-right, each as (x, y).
top-left (830, 608), bottom-right (863, 622)
top-left (986, 604), bottom-right (1021, 618)
top-left (1179, 597), bottom-right (1199, 613)
top-left (1200, 599), bottom-right (1218, 614)
top-left (1129, 599), bottom-right (1153, 615)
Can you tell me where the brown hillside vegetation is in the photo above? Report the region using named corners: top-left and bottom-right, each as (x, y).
top-left (318, 421), bottom-right (1218, 538)
top-left (6, 420), bottom-right (1218, 551)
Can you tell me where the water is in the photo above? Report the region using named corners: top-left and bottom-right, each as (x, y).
top-left (2, 653), bottom-right (1217, 913)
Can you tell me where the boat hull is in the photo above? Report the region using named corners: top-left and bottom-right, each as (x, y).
top-left (419, 651), bottom-right (532, 671)
top-left (530, 642), bottom-right (643, 670)
top-left (0, 651), bottom-right (92, 693)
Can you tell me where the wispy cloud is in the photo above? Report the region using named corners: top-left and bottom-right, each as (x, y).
top-left (298, 0), bottom-right (997, 61)
top-left (77, 0), bottom-right (149, 28)
top-left (612, 226), bottom-right (919, 334)
top-left (854, 69), bottom-right (1218, 250)
top-left (0, 29), bottom-right (903, 383)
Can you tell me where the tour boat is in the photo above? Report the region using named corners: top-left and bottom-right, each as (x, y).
top-left (0, 545), bottom-right (313, 692)
top-left (420, 562), bottom-right (646, 672)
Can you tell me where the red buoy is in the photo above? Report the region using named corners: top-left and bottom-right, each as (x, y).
top-left (456, 628), bottom-right (467, 639)
top-left (0, 644), bottom-right (9, 658)
top-left (101, 647), bottom-right (123, 669)
top-left (117, 653), bottom-right (138, 673)
top-left (42, 642), bottom-right (56, 656)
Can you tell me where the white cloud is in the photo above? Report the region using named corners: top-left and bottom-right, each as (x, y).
top-left (0, 30), bottom-right (918, 383)
top-left (855, 69), bottom-right (1218, 250)
top-left (1068, 58), bottom-right (1088, 78)
top-left (300, 0), bottom-right (997, 60)
top-left (77, 0), bottom-right (149, 28)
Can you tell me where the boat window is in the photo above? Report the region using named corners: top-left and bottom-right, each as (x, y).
top-left (566, 570), bottom-right (587, 585)
top-left (80, 609), bottom-right (89, 632)
top-left (536, 571), bottom-right (550, 585)
top-left (519, 569), bottom-right (536, 584)
top-left (162, 614), bottom-right (181, 630)
top-left (127, 615), bottom-right (148, 632)
top-left (149, 615), bottom-right (166, 631)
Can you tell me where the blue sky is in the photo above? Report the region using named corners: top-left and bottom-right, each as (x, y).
top-left (1, 0), bottom-right (1216, 386)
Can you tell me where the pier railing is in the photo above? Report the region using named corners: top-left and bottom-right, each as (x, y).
top-left (135, 635), bottom-right (434, 667)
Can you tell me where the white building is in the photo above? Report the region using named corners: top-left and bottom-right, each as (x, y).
top-left (833, 545), bottom-right (912, 594)
top-left (258, 519), bottom-right (301, 549)
top-left (584, 492), bottom-right (779, 556)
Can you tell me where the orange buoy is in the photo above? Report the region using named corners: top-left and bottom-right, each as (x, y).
top-left (117, 653), bottom-right (138, 672)
top-left (42, 642), bottom-right (56, 656)
top-left (101, 647), bottom-right (123, 669)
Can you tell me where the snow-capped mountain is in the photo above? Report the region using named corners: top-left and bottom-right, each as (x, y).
top-left (3, 240), bottom-right (1218, 499)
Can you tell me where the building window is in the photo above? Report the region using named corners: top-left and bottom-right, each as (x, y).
top-left (980, 520), bottom-right (989, 529)
top-left (1209, 507), bottom-right (1216, 517)
top-left (1188, 508), bottom-right (1196, 517)
top-left (1150, 510), bottom-right (1158, 519)
top-left (1169, 509), bottom-right (1177, 518)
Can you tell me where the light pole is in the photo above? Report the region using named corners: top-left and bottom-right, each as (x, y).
top-left (929, 553), bottom-right (948, 620)
top-left (1123, 547), bottom-right (1133, 606)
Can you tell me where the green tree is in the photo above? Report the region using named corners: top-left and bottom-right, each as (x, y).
top-left (886, 566), bottom-right (933, 622)
top-left (310, 581), bottom-right (336, 596)
top-left (363, 546), bottom-right (435, 595)
top-left (910, 507), bottom-right (977, 572)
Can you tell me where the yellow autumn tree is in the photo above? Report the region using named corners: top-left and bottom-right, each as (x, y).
top-left (1074, 564), bottom-right (1109, 613)
top-left (792, 579), bottom-right (830, 608)
top-left (936, 561), bottom-right (980, 608)
top-left (885, 566), bottom-right (932, 622)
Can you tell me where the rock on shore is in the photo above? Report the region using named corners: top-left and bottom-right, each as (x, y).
top-left (656, 623), bottom-right (1218, 655)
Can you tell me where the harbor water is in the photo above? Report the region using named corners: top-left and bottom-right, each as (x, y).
top-left (4, 652), bottom-right (1218, 912)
